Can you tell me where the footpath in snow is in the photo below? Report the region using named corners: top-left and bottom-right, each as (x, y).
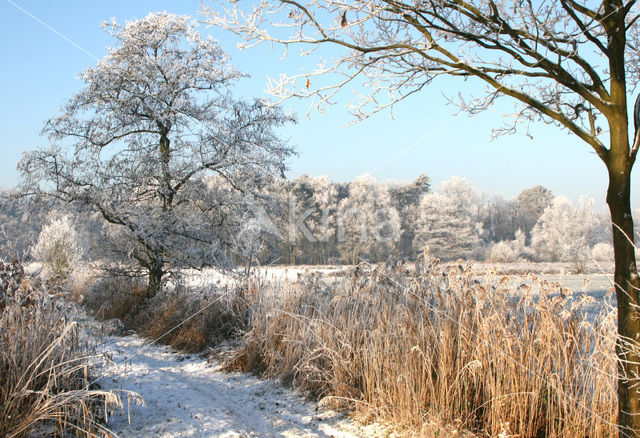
top-left (94, 334), bottom-right (382, 438)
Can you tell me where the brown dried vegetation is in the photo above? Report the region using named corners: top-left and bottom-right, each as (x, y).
top-left (227, 258), bottom-right (621, 437)
top-left (0, 261), bottom-right (123, 437)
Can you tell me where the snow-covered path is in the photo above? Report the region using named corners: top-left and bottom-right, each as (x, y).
top-left (95, 335), bottom-right (379, 438)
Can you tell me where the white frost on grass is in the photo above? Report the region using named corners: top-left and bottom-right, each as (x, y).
top-left (96, 335), bottom-right (381, 438)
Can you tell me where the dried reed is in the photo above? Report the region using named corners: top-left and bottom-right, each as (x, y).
top-left (228, 258), bottom-right (620, 437)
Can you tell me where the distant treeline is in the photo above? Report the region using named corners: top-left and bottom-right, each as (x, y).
top-left (2, 174), bottom-right (637, 266)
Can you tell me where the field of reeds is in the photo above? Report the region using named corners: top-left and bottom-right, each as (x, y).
top-left (222, 258), bottom-right (621, 437)
top-left (0, 261), bottom-right (124, 437)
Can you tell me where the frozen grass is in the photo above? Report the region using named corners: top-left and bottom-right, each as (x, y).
top-left (82, 265), bottom-right (345, 355)
top-left (226, 258), bottom-right (621, 437)
top-left (83, 274), bottom-right (149, 322)
top-left (84, 275), bottom-right (250, 354)
top-left (131, 283), bottom-right (249, 353)
top-left (0, 261), bottom-right (124, 437)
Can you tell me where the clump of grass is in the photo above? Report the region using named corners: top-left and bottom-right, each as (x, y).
top-left (83, 274), bottom-right (148, 323)
top-left (0, 260), bottom-right (125, 437)
top-left (228, 258), bottom-right (619, 437)
top-left (131, 283), bottom-right (250, 353)
top-left (84, 274), bottom-right (251, 353)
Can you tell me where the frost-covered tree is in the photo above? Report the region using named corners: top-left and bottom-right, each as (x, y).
top-left (282, 174), bottom-right (338, 264)
top-left (337, 174), bottom-right (400, 264)
top-left (32, 214), bottom-right (82, 279)
top-left (530, 196), bottom-right (604, 267)
top-left (489, 229), bottom-right (526, 263)
top-left (515, 186), bottom-right (554, 243)
top-left (414, 178), bottom-right (484, 260)
top-left (233, 214), bottom-right (271, 274)
top-left (0, 190), bottom-right (52, 260)
top-left (483, 195), bottom-right (516, 243)
top-left (440, 176), bottom-right (483, 216)
top-left (415, 192), bottom-right (483, 260)
top-left (304, 174), bottom-right (339, 263)
top-left (389, 174), bottom-right (431, 258)
top-left (19, 13), bottom-right (293, 298)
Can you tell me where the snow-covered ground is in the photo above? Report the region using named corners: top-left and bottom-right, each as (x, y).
top-left (181, 262), bottom-right (615, 289)
top-left (181, 265), bottom-right (347, 292)
top-left (468, 260), bottom-right (615, 275)
top-left (183, 264), bottom-right (615, 309)
top-left (94, 335), bottom-right (386, 438)
top-left (487, 272), bottom-right (615, 322)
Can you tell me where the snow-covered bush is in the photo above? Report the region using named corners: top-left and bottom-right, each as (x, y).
top-left (530, 196), bottom-right (602, 265)
top-left (591, 242), bottom-right (614, 263)
top-left (31, 214), bottom-right (82, 279)
top-left (489, 230), bottom-right (526, 263)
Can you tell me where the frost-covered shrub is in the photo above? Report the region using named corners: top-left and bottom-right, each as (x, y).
top-left (530, 196), bottom-right (602, 264)
top-left (31, 214), bottom-right (82, 278)
top-left (488, 241), bottom-right (514, 263)
top-left (489, 230), bottom-right (526, 262)
top-left (132, 283), bottom-right (250, 353)
top-left (67, 263), bottom-right (96, 303)
top-left (591, 242), bottom-right (614, 263)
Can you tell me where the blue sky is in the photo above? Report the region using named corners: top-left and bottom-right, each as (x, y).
top-left (0, 0), bottom-right (637, 211)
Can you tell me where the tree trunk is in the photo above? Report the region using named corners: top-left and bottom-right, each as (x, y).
top-left (607, 166), bottom-right (640, 437)
top-left (604, 11), bottom-right (640, 431)
top-left (158, 125), bottom-right (173, 211)
top-left (147, 258), bottom-right (164, 300)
